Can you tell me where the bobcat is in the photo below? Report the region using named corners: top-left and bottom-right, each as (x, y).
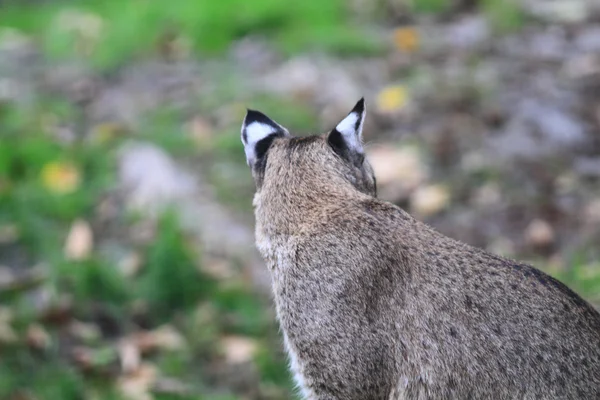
top-left (240, 98), bottom-right (600, 399)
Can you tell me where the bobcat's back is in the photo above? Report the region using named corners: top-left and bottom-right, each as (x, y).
top-left (241, 99), bottom-right (600, 399)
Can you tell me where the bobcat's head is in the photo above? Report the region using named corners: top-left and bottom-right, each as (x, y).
top-left (240, 99), bottom-right (377, 199)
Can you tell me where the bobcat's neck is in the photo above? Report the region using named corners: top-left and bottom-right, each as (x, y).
top-left (252, 180), bottom-right (365, 238)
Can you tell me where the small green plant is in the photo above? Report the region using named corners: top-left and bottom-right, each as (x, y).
top-left (553, 258), bottom-right (600, 308)
top-left (481, 0), bottom-right (525, 33)
top-left (0, 101), bottom-right (114, 255)
top-left (0, 351), bottom-right (85, 400)
top-left (137, 209), bottom-right (212, 322)
top-left (66, 258), bottom-right (131, 306)
top-left (409, 0), bottom-right (450, 14)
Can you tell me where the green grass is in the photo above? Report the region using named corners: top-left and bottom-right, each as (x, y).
top-left (409, 0), bottom-right (525, 32)
top-left (0, 92), bottom-right (294, 399)
top-left (553, 256), bottom-right (600, 308)
top-left (409, 0), bottom-right (451, 14)
top-left (137, 210), bottom-right (212, 322)
top-left (1, 0), bottom-right (381, 70)
top-left (481, 0), bottom-right (525, 33)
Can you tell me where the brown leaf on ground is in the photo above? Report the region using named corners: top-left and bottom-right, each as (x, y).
top-left (64, 219), bottom-right (93, 261)
top-left (410, 184), bottom-right (451, 218)
top-left (26, 324), bottom-right (51, 350)
top-left (524, 219), bottom-right (555, 248)
top-left (131, 325), bottom-right (186, 354)
top-left (0, 306), bottom-right (17, 344)
top-left (393, 27), bottom-right (420, 53)
top-left (119, 338), bottom-right (141, 374)
top-left (367, 146), bottom-right (427, 201)
top-left (118, 363), bottom-right (158, 400)
top-left (201, 257), bottom-right (235, 280)
top-left (221, 335), bottom-right (258, 365)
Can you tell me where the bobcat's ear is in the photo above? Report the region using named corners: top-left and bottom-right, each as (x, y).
top-left (327, 98), bottom-right (366, 160)
top-left (241, 109), bottom-right (289, 168)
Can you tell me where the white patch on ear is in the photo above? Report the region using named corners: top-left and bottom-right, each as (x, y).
top-left (243, 122), bottom-right (278, 165)
top-left (333, 98), bottom-right (366, 154)
top-left (241, 110), bottom-right (288, 166)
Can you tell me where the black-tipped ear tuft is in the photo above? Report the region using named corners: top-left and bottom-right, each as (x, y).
top-left (350, 97), bottom-right (365, 115)
top-left (241, 109), bottom-right (289, 167)
top-left (327, 98), bottom-right (367, 159)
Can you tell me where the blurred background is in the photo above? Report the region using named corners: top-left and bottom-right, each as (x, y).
top-left (1, 0), bottom-right (599, 399)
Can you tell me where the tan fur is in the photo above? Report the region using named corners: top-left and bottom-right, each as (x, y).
top-left (243, 109), bottom-right (600, 400)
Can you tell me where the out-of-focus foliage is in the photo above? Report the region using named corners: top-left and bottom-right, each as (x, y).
top-left (2, 0), bottom-right (383, 69)
top-left (1, 0), bottom-right (600, 398)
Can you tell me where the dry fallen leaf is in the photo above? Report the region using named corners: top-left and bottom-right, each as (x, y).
top-left (368, 146), bottom-right (425, 187)
top-left (221, 335), bottom-right (258, 365)
top-left (132, 325), bottom-right (186, 355)
top-left (201, 257), bottom-right (234, 280)
top-left (525, 219), bottom-right (555, 248)
top-left (119, 338), bottom-right (141, 374)
top-left (69, 320), bottom-right (101, 343)
top-left (64, 219), bottom-right (93, 261)
top-left (118, 363), bottom-right (158, 400)
top-left (410, 184), bottom-right (450, 217)
top-left (0, 306), bottom-right (17, 344)
top-left (26, 323), bottom-right (51, 350)
top-left (393, 27), bottom-right (419, 53)
top-left (376, 85), bottom-right (409, 114)
top-left (584, 199), bottom-right (600, 224)
top-left (367, 146), bottom-right (426, 201)
top-left (41, 161), bottom-right (81, 194)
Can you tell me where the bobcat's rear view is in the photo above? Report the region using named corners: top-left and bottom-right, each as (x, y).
top-left (240, 99), bottom-right (600, 399)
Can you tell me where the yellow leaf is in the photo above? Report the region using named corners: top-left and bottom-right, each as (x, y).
top-left (91, 122), bottom-right (127, 144)
top-left (393, 27), bottom-right (419, 53)
top-left (376, 85), bottom-right (409, 113)
top-left (41, 161), bottom-right (81, 194)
